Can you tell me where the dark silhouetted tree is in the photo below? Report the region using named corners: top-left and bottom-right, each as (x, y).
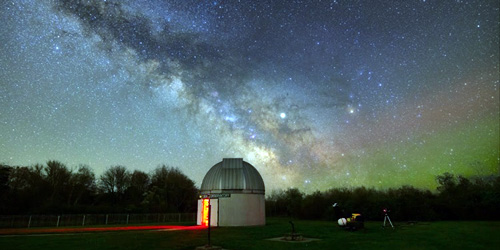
top-left (386, 185), bottom-right (436, 221)
top-left (45, 160), bottom-right (72, 208)
top-left (148, 165), bottom-right (197, 212)
top-left (125, 170), bottom-right (150, 211)
top-left (0, 164), bottom-right (12, 213)
top-left (7, 164), bottom-right (48, 213)
top-left (267, 188), bottom-right (304, 218)
top-left (68, 165), bottom-right (96, 207)
top-left (99, 165), bottom-right (131, 205)
top-left (301, 191), bottom-right (329, 219)
top-left (1, 159), bottom-right (498, 220)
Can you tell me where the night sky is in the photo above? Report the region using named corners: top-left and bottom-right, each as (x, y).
top-left (1, 0), bottom-right (498, 192)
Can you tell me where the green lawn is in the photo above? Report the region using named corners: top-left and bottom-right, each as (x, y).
top-left (0, 218), bottom-right (499, 249)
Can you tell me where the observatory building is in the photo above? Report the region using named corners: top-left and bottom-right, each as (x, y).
top-left (197, 158), bottom-right (265, 227)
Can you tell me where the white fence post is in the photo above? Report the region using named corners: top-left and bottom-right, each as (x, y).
top-left (28, 215), bottom-right (32, 228)
top-left (82, 215), bottom-right (86, 226)
top-left (105, 214), bottom-right (108, 225)
top-left (56, 215), bottom-right (60, 227)
top-left (126, 214), bottom-right (129, 224)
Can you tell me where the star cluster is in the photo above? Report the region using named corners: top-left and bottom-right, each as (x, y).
top-left (1, 0), bottom-right (498, 192)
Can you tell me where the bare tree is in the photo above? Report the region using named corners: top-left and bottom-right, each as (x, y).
top-left (99, 165), bottom-right (131, 195)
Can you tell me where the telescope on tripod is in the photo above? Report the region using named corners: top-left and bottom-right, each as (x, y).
top-left (382, 208), bottom-right (394, 229)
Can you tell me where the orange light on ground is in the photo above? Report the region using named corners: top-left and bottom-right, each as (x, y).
top-left (201, 198), bottom-right (209, 226)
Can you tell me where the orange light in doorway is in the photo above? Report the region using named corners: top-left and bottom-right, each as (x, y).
top-left (201, 198), bottom-right (209, 226)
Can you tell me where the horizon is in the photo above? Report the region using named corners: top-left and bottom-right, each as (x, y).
top-left (1, 159), bottom-right (497, 194)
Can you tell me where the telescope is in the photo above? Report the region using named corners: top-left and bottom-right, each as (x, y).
top-left (382, 208), bottom-right (394, 229)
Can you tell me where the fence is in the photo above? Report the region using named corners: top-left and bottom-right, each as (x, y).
top-left (0, 213), bottom-right (196, 228)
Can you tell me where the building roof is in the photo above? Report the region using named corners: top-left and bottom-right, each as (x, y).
top-left (200, 158), bottom-right (265, 194)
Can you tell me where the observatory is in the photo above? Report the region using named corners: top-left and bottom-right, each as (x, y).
top-left (197, 158), bottom-right (265, 227)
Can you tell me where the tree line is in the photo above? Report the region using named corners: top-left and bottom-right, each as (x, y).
top-left (0, 161), bottom-right (198, 214)
top-left (1, 161), bottom-right (499, 221)
top-left (266, 173), bottom-right (500, 221)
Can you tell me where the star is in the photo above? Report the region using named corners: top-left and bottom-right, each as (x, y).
top-left (0, 0), bottom-right (497, 192)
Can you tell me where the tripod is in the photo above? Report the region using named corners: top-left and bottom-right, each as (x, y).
top-left (383, 212), bottom-right (394, 229)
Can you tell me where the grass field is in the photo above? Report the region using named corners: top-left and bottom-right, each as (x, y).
top-left (0, 218), bottom-right (499, 250)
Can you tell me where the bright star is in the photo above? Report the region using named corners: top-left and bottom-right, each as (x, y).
top-left (280, 112), bottom-right (286, 119)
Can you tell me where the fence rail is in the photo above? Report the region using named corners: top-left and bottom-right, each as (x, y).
top-left (0, 213), bottom-right (196, 228)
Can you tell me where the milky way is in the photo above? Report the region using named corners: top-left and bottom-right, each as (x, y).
top-left (1, 0), bottom-right (498, 192)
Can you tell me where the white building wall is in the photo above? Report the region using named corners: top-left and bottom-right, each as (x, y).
top-left (197, 194), bottom-right (265, 227)
top-left (218, 194), bottom-right (265, 226)
top-left (196, 199), bottom-right (202, 225)
top-left (211, 199), bottom-right (218, 226)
